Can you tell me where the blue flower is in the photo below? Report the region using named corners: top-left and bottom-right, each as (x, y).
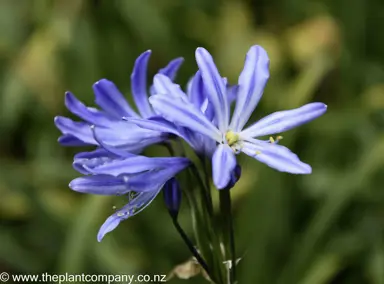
top-left (54, 50), bottom-right (193, 241)
top-left (128, 71), bottom-right (237, 157)
top-left (70, 149), bottom-right (190, 241)
top-left (145, 45), bottom-right (327, 189)
top-left (54, 50), bottom-right (183, 153)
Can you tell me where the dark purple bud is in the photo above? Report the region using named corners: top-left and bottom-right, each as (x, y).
top-left (226, 165), bottom-right (242, 189)
top-left (163, 178), bottom-right (182, 218)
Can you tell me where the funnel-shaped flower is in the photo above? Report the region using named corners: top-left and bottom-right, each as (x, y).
top-left (146, 46), bottom-right (327, 189)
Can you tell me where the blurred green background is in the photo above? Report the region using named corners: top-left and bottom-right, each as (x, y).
top-left (0, 0), bottom-right (384, 283)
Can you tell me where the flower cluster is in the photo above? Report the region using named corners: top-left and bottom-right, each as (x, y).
top-left (55, 45), bottom-right (327, 241)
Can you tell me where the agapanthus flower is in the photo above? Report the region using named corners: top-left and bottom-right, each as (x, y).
top-left (54, 50), bottom-right (183, 153)
top-left (54, 50), bottom-right (196, 241)
top-left (142, 45), bottom-right (327, 189)
top-left (128, 71), bottom-right (238, 157)
top-left (70, 148), bottom-right (190, 241)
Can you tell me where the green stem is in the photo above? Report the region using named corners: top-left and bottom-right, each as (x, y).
top-left (185, 170), bottom-right (218, 277)
top-left (161, 141), bottom-right (175, 156)
top-left (200, 156), bottom-right (214, 213)
top-left (165, 139), bottom-right (225, 283)
top-left (190, 163), bottom-right (214, 217)
top-left (220, 188), bottom-right (236, 284)
top-left (189, 164), bottom-right (226, 283)
top-left (171, 216), bottom-right (213, 278)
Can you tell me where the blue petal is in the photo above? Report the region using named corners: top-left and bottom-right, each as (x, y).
top-left (97, 215), bottom-right (122, 242)
top-left (229, 46), bottom-right (270, 132)
top-left (227, 84), bottom-right (238, 106)
top-left (97, 189), bottom-right (161, 241)
top-left (69, 175), bottom-right (130, 195)
top-left (128, 116), bottom-right (194, 145)
top-left (241, 103), bottom-right (327, 138)
top-left (126, 165), bottom-right (189, 192)
top-left (150, 77), bottom-right (221, 142)
top-left (129, 189), bottom-right (161, 212)
top-left (127, 116), bottom-right (180, 136)
top-left (180, 127), bottom-right (215, 157)
top-left (131, 50), bottom-right (154, 118)
top-left (55, 116), bottom-right (162, 151)
top-left (186, 76), bottom-right (194, 100)
top-left (241, 141), bottom-right (312, 174)
top-left (88, 156), bottom-right (190, 176)
top-left (189, 71), bottom-right (206, 108)
top-left (58, 134), bottom-right (89, 146)
top-left (150, 57), bottom-right (184, 96)
top-left (73, 148), bottom-right (123, 174)
top-left (74, 148), bottom-right (117, 159)
top-left (55, 116), bottom-right (96, 145)
top-left (94, 120), bottom-right (164, 146)
top-left (71, 157), bottom-right (190, 194)
top-left (196, 47), bottom-right (229, 133)
top-left (129, 116), bottom-right (215, 156)
top-left (188, 72), bottom-right (215, 121)
top-left (158, 57), bottom-right (184, 81)
top-left (65, 92), bottom-right (113, 126)
top-left (90, 124), bottom-right (157, 156)
top-left (212, 144), bottom-right (237, 189)
top-left (199, 99), bottom-right (214, 122)
top-left (93, 79), bottom-right (139, 118)
top-left (149, 94), bottom-right (221, 142)
top-left (152, 74), bottom-right (189, 101)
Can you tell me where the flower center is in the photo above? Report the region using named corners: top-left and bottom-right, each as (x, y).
top-left (225, 131), bottom-right (239, 146)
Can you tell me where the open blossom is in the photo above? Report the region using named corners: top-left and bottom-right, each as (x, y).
top-left (144, 45), bottom-right (327, 189)
top-left (54, 50), bottom-right (183, 153)
top-left (128, 70), bottom-right (237, 157)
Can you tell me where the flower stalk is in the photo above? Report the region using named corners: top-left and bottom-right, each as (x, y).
top-left (219, 188), bottom-right (236, 283)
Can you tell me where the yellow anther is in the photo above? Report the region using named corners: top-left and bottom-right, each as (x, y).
top-left (277, 136), bottom-right (283, 140)
top-left (112, 206), bottom-right (117, 210)
top-left (225, 131), bottom-right (239, 146)
top-left (255, 151), bottom-right (262, 155)
top-left (269, 137), bottom-right (275, 143)
top-left (117, 212), bottom-right (125, 217)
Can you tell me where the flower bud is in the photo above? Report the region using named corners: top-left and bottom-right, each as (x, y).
top-left (163, 178), bottom-right (182, 218)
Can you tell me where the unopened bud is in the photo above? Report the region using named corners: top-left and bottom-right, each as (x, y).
top-left (163, 178), bottom-right (182, 218)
